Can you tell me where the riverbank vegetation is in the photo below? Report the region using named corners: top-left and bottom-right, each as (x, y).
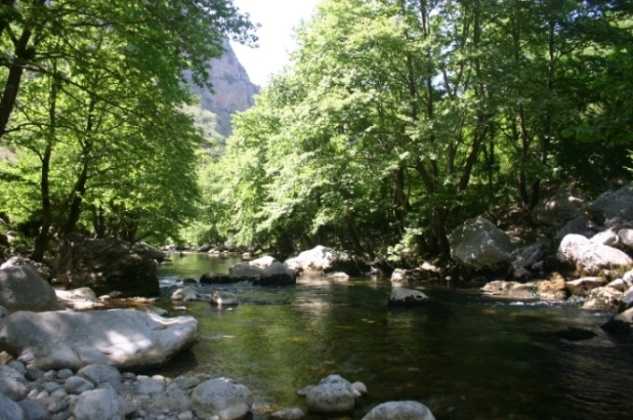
top-left (193, 0), bottom-right (633, 260)
top-left (1, 0), bottom-right (632, 265)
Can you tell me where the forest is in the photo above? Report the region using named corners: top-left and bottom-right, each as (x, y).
top-left (1, 0), bottom-right (633, 265)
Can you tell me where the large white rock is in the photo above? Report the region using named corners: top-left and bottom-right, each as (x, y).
top-left (284, 245), bottom-right (340, 273)
top-left (191, 378), bottom-right (253, 420)
top-left (557, 234), bottom-right (633, 275)
top-left (450, 217), bottom-right (514, 271)
top-left (0, 309), bottom-right (197, 370)
top-left (0, 264), bottom-right (62, 313)
top-left (362, 400), bottom-right (435, 420)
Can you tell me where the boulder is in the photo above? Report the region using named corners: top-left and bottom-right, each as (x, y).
top-left (77, 364), bottom-right (123, 391)
top-left (0, 365), bottom-right (29, 400)
top-left (536, 275), bottom-right (568, 301)
top-left (481, 280), bottom-right (537, 300)
top-left (618, 288), bottom-right (633, 312)
top-left (55, 287), bottom-right (101, 311)
top-left (388, 288), bottom-right (430, 306)
top-left (284, 245), bottom-right (340, 274)
top-left (191, 378), bottom-right (253, 420)
top-left (0, 309), bottom-right (197, 370)
top-left (0, 264), bottom-right (62, 313)
top-left (254, 262), bottom-right (296, 286)
top-left (199, 272), bottom-right (239, 284)
top-left (53, 234), bottom-right (160, 297)
top-left (618, 228), bottom-right (633, 250)
top-left (581, 287), bottom-right (623, 311)
top-left (0, 392), bottom-right (23, 420)
top-left (531, 190), bottom-right (585, 226)
top-left (171, 287), bottom-right (198, 301)
top-left (228, 263), bottom-right (263, 281)
top-left (590, 229), bottom-right (620, 247)
top-left (565, 277), bottom-right (607, 297)
top-left (210, 291), bottom-right (239, 306)
top-left (587, 185), bottom-right (633, 223)
top-left (71, 387), bottom-right (124, 420)
top-left (450, 217), bottom-right (514, 271)
top-left (556, 234), bottom-right (633, 275)
top-left (390, 263), bottom-right (442, 283)
top-left (509, 243), bottom-right (547, 280)
top-left (298, 374), bottom-right (360, 414)
top-left (362, 401), bottom-right (436, 420)
top-left (554, 216), bottom-right (597, 243)
top-left (248, 255), bottom-right (278, 269)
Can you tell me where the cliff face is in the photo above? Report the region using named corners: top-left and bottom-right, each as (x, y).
top-left (189, 39), bottom-right (259, 138)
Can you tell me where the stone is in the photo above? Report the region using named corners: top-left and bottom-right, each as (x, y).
top-left (590, 229), bottom-right (620, 247)
top-left (228, 263), bottom-right (263, 281)
top-left (362, 401), bottom-right (435, 420)
top-left (566, 277), bottom-right (607, 297)
top-left (191, 378), bottom-right (253, 420)
top-left (52, 234), bottom-right (160, 297)
top-left (64, 376), bottom-right (95, 395)
top-left (254, 262), bottom-right (296, 286)
top-left (71, 387), bottom-right (124, 420)
top-left (618, 288), bottom-right (633, 312)
top-left (618, 228), bottom-right (633, 250)
top-left (450, 216), bottom-right (514, 271)
top-left (171, 287), bottom-right (198, 301)
top-left (248, 255), bottom-right (278, 269)
top-left (77, 364), bottom-right (122, 390)
top-left (554, 216), bottom-right (597, 243)
top-left (137, 377), bottom-right (164, 395)
top-left (0, 365), bottom-right (29, 401)
top-left (0, 392), bottom-right (23, 420)
top-left (587, 185), bottom-right (633, 222)
top-left (0, 264), bottom-right (62, 313)
top-left (0, 310), bottom-right (198, 370)
top-left (270, 407), bottom-right (306, 419)
top-left (557, 234), bottom-right (633, 275)
top-left (481, 280), bottom-right (537, 300)
top-left (582, 287), bottom-right (623, 311)
top-left (509, 243), bottom-right (547, 280)
top-left (55, 287), bottom-right (101, 311)
top-left (536, 275), bottom-right (568, 301)
top-left (18, 400), bottom-right (49, 420)
top-left (531, 190), bottom-right (585, 226)
top-left (284, 246), bottom-right (340, 273)
top-left (210, 291), bottom-right (239, 306)
top-left (388, 288), bottom-right (431, 306)
top-left (299, 374), bottom-right (359, 414)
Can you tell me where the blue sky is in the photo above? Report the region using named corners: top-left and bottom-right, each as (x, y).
top-left (230, 0), bottom-right (320, 87)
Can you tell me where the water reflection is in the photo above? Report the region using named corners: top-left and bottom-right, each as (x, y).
top-left (156, 253), bottom-right (633, 419)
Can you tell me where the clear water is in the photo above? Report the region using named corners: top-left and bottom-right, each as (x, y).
top-left (155, 253), bottom-right (633, 419)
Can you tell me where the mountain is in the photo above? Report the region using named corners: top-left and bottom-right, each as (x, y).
top-left (188, 39), bottom-right (260, 138)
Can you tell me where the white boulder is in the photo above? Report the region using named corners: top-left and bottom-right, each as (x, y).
top-left (450, 217), bottom-right (514, 271)
top-left (557, 234), bottom-right (633, 275)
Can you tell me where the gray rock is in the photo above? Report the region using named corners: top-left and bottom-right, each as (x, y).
top-left (0, 310), bottom-right (197, 370)
top-left (0, 365), bottom-right (29, 401)
top-left (270, 407), bottom-right (306, 419)
top-left (362, 400), bottom-right (436, 420)
top-left (582, 287), bottom-right (623, 311)
top-left (388, 288), bottom-right (430, 306)
top-left (284, 246), bottom-right (340, 273)
top-left (7, 361), bottom-right (26, 376)
top-left (566, 277), bottom-right (607, 297)
top-left (555, 216), bottom-right (597, 243)
top-left (228, 263), bottom-right (263, 281)
top-left (450, 217), bottom-right (514, 271)
top-left (18, 400), bottom-right (49, 420)
top-left (0, 264), bottom-right (62, 313)
top-left (64, 376), bottom-right (95, 395)
top-left (170, 287), bottom-right (198, 301)
top-left (0, 392), bottom-right (24, 420)
top-left (55, 287), bottom-right (101, 311)
top-left (481, 281), bottom-right (537, 300)
top-left (210, 291), bottom-right (239, 306)
top-left (172, 375), bottom-right (201, 390)
top-left (587, 185), bottom-right (633, 222)
top-left (57, 369), bottom-right (73, 380)
top-left (0, 305), bottom-right (8, 319)
top-left (137, 378), bottom-right (164, 395)
top-left (248, 255), bottom-right (278, 269)
top-left (70, 387), bottom-right (124, 420)
top-left (618, 228), bottom-right (633, 250)
top-left (590, 229), bottom-right (620, 247)
top-left (557, 234), bottom-right (633, 275)
top-left (509, 243), bottom-right (547, 279)
top-left (299, 374), bottom-right (359, 414)
top-left (531, 190), bottom-right (585, 226)
top-left (78, 364), bottom-right (122, 391)
top-left (191, 378), bottom-right (253, 420)
top-left (254, 262), bottom-right (296, 286)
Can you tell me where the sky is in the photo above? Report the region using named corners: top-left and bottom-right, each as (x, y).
top-left (230, 0), bottom-right (321, 87)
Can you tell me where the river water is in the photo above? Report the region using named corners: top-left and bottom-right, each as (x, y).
top-left (156, 253), bottom-right (633, 419)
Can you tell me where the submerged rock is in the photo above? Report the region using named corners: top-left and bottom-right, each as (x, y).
top-left (298, 374), bottom-right (363, 414)
top-left (388, 288), bottom-right (431, 306)
top-left (362, 400), bottom-right (436, 420)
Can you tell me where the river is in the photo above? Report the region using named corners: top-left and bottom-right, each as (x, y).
top-left (155, 253), bottom-right (633, 419)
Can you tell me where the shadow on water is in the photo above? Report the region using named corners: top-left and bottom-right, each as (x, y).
top-left (154, 254), bottom-right (633, 419)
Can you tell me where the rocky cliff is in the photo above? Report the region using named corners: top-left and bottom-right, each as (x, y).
top-left (189, 39), bottom-right (259, 138)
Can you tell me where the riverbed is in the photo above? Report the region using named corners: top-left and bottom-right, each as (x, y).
top-left (155, 253), bottom-right (633, 419)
